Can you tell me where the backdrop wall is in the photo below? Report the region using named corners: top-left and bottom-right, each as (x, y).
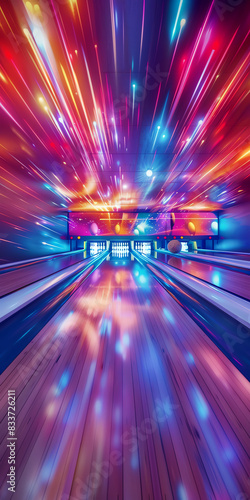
top-left (215, 203), bottom-right (250, 252)
top-left (0, 212), bottom-right (69, 264)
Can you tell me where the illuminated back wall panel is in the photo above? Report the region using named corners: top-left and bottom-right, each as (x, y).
top-left (170, 212), bottom-right (218, 236)
top-left (69, 213), bottom-right (171, 236)
top-left (69, 212), bottom-right (218, 237)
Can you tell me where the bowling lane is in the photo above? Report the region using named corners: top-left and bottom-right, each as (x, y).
top-left (0, 257), bottom-right (249, 500)
top-left (155, 252), bottom-right (250, 300)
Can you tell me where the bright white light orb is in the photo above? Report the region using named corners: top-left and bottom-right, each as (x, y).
top-left (33, 27), bottom-right (46, 47)
top-left (211, 221), bottom-right (218, 233)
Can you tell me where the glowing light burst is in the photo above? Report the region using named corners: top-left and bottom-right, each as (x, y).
top-left (171, 0), bottom-right (184, 42)
top-left (0, 0), bottom-right (248, 243)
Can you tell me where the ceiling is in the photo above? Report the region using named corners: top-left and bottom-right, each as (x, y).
top-left (0, 0), bottom-right (249, 220)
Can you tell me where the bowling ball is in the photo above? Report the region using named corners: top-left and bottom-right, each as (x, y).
top-left (167, 240), bottom-right (181, 253)
top-left (168, 256), bottom-right (182, 269)
top-left (170, 212), bottom-right (175, 230)
top-left (187, 221), bottom-right (196, 235)
top-left (90, 222), bottom-right (99, 235)
top-left (115, 224), bottom-right (120, 234)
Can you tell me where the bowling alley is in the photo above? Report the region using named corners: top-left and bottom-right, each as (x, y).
top-left (0, 0), bottom-right (249, 499)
